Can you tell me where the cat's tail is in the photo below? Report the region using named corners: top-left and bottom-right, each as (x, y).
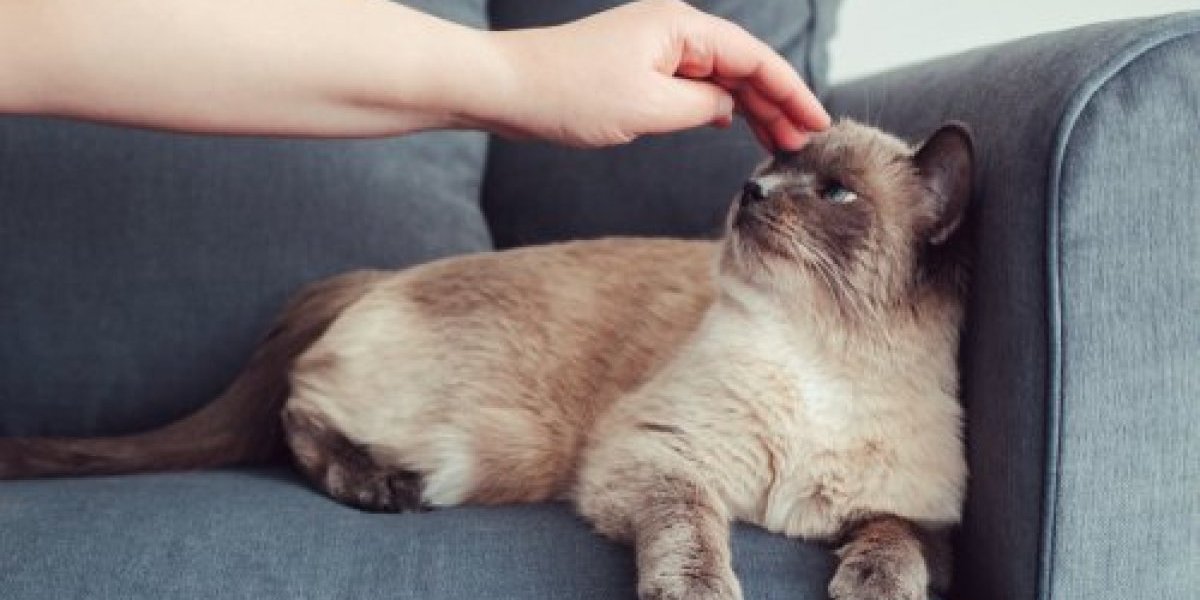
top-left (0, 270), bottom-right (386, 479)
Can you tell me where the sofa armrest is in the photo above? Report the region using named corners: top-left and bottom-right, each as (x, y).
top-left (826, 13), bottom-right (1200, 600)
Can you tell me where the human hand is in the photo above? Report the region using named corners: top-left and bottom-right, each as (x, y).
top-left (471, 0), bottom-right (830, 150)
top-left (0, 0), bottom-right (824, 148)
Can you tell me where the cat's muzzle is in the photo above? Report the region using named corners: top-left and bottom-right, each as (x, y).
top-left (740, 178), bottom-right (769, 207)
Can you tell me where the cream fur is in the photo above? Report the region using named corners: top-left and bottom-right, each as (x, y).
top-left (281, 120), bottom-right (973, 600)
top-left (576, 274), bottom-right (965, 543)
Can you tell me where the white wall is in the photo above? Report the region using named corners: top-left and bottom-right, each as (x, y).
top-left (828, 0), bottom-right (1199, 83)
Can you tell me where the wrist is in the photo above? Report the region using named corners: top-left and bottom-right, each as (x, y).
top-left (447, 28), bottom-right (543, 139)
top-left (368, 8), bottom-right (521, 135)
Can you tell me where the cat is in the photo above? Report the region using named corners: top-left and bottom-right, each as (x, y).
top-left (0, 119), bottom-right (974, 600)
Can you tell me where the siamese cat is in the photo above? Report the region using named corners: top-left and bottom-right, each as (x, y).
top-left (0, 120), bottom-right (974, 600)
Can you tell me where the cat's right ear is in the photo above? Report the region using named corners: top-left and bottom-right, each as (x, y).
top-left (914, 122), bottom-right (974, 245)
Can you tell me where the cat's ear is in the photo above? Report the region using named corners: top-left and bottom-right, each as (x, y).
top-left (914, 122), bottom-right (974, 245)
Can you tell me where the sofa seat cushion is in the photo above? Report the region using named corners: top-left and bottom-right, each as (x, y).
top-left (0, 469), bottom-right (839, 599)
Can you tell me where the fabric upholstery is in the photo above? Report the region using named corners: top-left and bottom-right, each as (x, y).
top-left (4, 1), bottom-right (1197, 599)
top-left (482, 0), bottom-right (842, 248)
top-left (0, 1), bottom-right (491, 437)
top-left (0, 3), bottom-right (850, 598)
top-left (0, 469), bottom-right (837, 600)
top-left (826, 12), bottom-right (1200, 600)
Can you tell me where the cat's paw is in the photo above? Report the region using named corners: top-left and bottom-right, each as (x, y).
top-left (828, 554), bottom-right (926, 600)
top-left (638, 570), bottom-right (743, 600)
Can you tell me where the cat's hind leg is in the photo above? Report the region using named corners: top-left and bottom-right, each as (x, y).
top-left (281, 406), bottom-right (427, 513)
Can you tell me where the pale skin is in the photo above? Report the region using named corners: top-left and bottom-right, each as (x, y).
top-left (0, 0), bottom-right (829, 150)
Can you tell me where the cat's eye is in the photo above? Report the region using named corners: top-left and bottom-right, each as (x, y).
top-left (822, 182), bottom-right (858, 204)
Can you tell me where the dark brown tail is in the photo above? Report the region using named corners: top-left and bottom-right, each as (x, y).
top-left (0, 270), bottom-right (386, 479)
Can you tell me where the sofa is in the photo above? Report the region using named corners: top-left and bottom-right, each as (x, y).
top-left (2, 2), bottom-right (1196, 599)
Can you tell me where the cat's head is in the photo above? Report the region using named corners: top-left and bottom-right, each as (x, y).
top-left (720, 119), bottom-right (974, 316)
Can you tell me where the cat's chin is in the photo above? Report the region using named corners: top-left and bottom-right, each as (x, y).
top-left (717, 232), bottom-right (793, 298)
top-left (719, 236), bottom-right (836, 314)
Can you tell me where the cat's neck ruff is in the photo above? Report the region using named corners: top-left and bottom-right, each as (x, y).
top-left (715, 268), bottom-right (876, 346)
top-left (706, 270), bottom-right (960, 416)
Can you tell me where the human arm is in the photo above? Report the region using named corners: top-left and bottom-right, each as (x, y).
top-left (0, 0), bottom-right (828, 149)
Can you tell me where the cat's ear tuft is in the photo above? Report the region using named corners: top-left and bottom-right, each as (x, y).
top-left (914, 122), bottom-right (974, 245)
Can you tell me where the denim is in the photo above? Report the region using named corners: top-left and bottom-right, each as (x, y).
top-left (827, 12), bottom-right (1200, 600)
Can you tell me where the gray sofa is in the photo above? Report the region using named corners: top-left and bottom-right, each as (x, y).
top-left (1, 2), bottom-right (1196, 599)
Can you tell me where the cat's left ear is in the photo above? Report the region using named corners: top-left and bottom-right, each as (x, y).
top-left (914, 122), bottom-right (974, 245)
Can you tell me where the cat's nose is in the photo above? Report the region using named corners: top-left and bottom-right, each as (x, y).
top-left (741, 179), bottom-right (768, 205)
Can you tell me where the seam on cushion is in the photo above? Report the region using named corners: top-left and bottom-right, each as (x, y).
top-left (802, 0), bottom-right (819, 90)
top-left (1040, 14), bottom-right (1200, 600)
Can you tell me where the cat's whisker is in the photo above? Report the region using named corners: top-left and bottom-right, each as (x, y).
top-left (2, 120), bottom-right (976, 600)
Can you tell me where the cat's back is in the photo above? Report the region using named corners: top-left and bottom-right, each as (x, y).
top-left (288, 237), bottom-right (718, 505)
top-left (399, 237), bottom-right (716, 322)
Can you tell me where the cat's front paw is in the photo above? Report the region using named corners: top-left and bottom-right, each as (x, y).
top-left (828, 553), bottom-right (926, 600)
top-left (639, 570), bottom-right (743, 600)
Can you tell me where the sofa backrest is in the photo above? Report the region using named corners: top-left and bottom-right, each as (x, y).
top-left (0, 3), bottom-right (491, 437)
top-left (0, 0), bottom-right (839, 437)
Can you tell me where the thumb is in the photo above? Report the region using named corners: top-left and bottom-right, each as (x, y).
top-left (646, 78), bottom-right (734, 134)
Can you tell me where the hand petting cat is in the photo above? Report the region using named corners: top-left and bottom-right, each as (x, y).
top-left (0, 0), bottom-right (828, 150)
top-left (480, 0), bottom-right (831, 149)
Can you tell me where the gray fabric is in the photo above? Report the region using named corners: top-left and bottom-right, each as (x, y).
top-left (0, 0), bottom-right (491, 438)
top-left (1050, 28), bottom-right (1200, 600)
top-left (826, 12), bottom-right (1200, 600)
top-left (482, 0), bottom-right (842, 248)
top-left (0, 469), bottom-right (836, 599)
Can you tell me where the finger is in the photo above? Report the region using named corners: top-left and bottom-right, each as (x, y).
top-left (688, 17), bottom-right (831, 133)
top-left (736, 85), bottom-right (809, 151)
top-left (676, 41), bottom-right (715, 80)
top-left (772, 124), bottom-right (810, 150)
top-left (677, 29), bottom-right (825, 142)
top-left (648, 78), bottom-right (735, 135)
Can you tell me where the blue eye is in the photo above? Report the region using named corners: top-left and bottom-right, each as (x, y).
top-left (822, 182), bottom-right (858, 204)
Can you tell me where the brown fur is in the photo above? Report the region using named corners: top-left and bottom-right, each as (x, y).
top-left (0, 270), bottom-right (385, 478)
top-left (573, 120), bottom-right (973, 600)
top-left (633, 475), bottom-right (738, 600)
top-left (283, 238), bottom-right (716, 506)
top-left (282, 407), bottom-right (426, 512)
top-left (830, 515), bottom-right (952, 600)
top-left (0, 120), bottom-right (974, 600)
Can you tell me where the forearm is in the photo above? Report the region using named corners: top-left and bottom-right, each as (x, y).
top-left (0, 0), bottom-right (503, 137)
top-left (0, 1), bottom-right (829, 148)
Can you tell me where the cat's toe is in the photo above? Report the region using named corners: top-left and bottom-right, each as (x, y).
top-left (828, 555), bottom-right (925, 600)
top-left (638, 571), bottom-right (742, 600)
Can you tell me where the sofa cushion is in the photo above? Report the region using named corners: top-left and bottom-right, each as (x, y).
top-left (0, 469), bottom-right (838, 599)
top-left (482, 0), bottom-right (842, 248)
top-left (0, 0), bottom-right (490, 437)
